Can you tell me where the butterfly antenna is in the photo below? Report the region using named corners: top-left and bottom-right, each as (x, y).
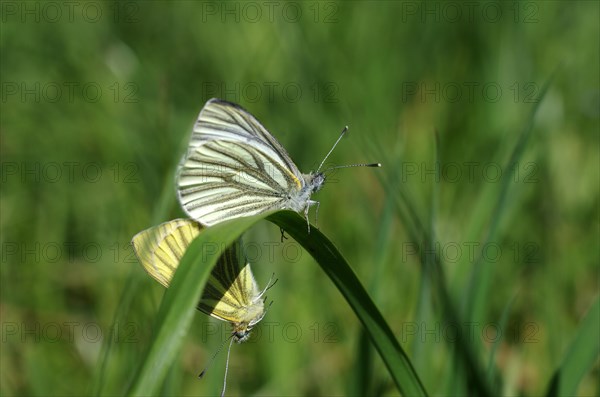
top-left (198, 333), bottom-right (234, 379)
top-left (258, 273), bottom-right (278, 299)
top-left (266, 273), bottom-right (279, 291)
top-left (323, 162), bottom-right (382, 175)
top-left (220, 337), bottom-right (235, 397)
top-left (317, 126), bottom-right (349, 173)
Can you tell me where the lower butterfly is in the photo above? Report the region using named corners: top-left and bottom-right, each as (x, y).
top-left (177, 98), bottom-right (380, 231)
top-left (131, 218), bottom-right (272, 396)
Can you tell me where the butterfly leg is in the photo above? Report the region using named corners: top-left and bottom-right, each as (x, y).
top-left (280, 227), bottom-right (288, 242)
top-left (306, 200), bottom-right (320, 233)
top-left (313, 200), bottom-right (321, 229)
top-left (303, 205), bottom-right (311, 233)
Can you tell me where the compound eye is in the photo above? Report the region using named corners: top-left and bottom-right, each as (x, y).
top-left (234, 330), bottom-right (252, 343)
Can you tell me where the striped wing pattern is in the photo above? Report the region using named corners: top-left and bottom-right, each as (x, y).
top-left (198, 243), bottom-right (265, 325)
top-left (186, 99), bottom-right (300, 175)
top-left (131, 219), bottom-right (264, 325)
top-left (177, 98), bottom-right (304, 225)
top-left (131, 218), bottom-right (196, 288)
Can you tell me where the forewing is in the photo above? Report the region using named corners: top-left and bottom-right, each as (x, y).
top-left (177, 99), bottom-right (306, 225)
top-left (131, 219), bottom-right (201, 288)
top-left (187, 98), bottom-right (302, 180)
top-left (178, 139), bottom-right (301, 225)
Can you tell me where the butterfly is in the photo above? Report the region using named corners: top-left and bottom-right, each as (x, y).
top-left (176, 98), bottom-right (380, 231)
top-left (132, 218), bottom-right (274, 396)
top-left (131, 218), bottom-right (270, 343)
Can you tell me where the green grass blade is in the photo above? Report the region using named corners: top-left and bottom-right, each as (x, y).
top-left (546, 296), bottom-right (600, 397)
top-left (411, 129), bottom-right (438, 372)
top-left (369, 134), bottom-right (491, 395)
top-left (90, 273), bottom-right (139, 396)
top-left (465, 75), bottom-right (554, 322)
top-left (268, 211), bottom-right (428, 397)
top-left (486, 291), bottom-right (518, 389)
top-left (353, 196), bottom-right (396, 396)
top-left (354, 331), bottom-right (376, 396)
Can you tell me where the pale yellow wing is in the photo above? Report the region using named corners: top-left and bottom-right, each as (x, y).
top-left (131, 219), bottom-right (265, 326)
top-left (199, 245), bottom-right (265, 326)
top-left (131, 218), bottom-right (200, 288)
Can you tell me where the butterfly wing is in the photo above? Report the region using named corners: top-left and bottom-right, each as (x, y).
top-left (185, 98), bottom-right (301, 176)
top-left (131, 218), bottom-right (199, 288)
top-left (131, 219), bottom-right (264, 324)
top-left (199, 243), bottom-right (265, 325)
top-left (177, 99), bottom-right (305, 225)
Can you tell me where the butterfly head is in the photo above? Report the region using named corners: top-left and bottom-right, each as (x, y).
top-left (232, 325), bottom-right (253, 343)
top-left (231, 314), bottom-right (263, 343)
top-left (308, 171), bottom-right (326, 194)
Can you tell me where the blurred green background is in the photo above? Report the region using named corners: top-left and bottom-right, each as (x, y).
top-left (1, 1), bottom-right (598, 396)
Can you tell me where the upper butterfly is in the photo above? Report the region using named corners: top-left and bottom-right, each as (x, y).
top-left (177, 98), bottom-right (380, 231)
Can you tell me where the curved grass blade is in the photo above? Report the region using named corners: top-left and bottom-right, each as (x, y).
top-left (268, 211), bottom-right (428, 397)
top-left (464, 74), bottom-right (554, 321)
top-left (91, 271), bottom-right (139, 396)
top-left (546, 296), bottom-right (600, 397)
top-left (486, 291), bottom-right (518, 389)
top-left (372, 136), bottom-right (493, 396)
top-left (353, 196), bottom-right (396, 395)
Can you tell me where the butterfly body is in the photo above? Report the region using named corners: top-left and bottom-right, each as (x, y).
top-left (284, 172), bottom-right (323, 211)
top-left (226, 302), bottom-right (263, 343)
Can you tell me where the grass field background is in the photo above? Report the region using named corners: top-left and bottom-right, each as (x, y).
top-left (1, 1), bottom-right (598, 396)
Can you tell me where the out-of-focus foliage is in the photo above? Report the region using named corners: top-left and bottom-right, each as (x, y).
top-left (1, 2), bottom-right (598, 396)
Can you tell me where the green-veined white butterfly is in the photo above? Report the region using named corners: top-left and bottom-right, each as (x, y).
top-left (131, 219), bottom-right (274, 396)
top-left (177, 98), bottom-right (380, 231)
top-left (131, 218), bottom-right (269, 342)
